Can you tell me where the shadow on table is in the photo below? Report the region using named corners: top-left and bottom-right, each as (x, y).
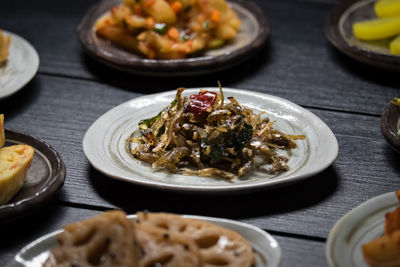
top-left (0, 78), bottom-right (40, 117)
top-left (80, 42), bottom-right (271, 94)
top-left (88, 165), bottom-right (338, 219)
top-left (384, 147), bottom-right (400, 174)
top-left (0, 202), bottom-right (64, 250)
top-left (327, 46), bottom-right (400, 88)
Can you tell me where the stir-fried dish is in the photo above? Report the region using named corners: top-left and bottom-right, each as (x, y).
top-left (128, 85), bottom-right (306, 179)
top-left (95, 0), bottom-right (241, 59)
top-left (0, 30), bottom-right (10, 64)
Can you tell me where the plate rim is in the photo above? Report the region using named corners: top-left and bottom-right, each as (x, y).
top-left (325, 0), bottom-right (400, 70)
top-left (0, 30), bottom-right (40, 99)
top-left (77, 0), bottom-right (269, 76)
top-left (325, 191), bottom-right (397, 267)
top-left (0, 129), bottom-right (66, 223)
top-left (8, 213), bottom-right (282, 267)
top-left (82, 87), bottom-right (339, 194)
top-left (380, 101), bottom-right (400, 154)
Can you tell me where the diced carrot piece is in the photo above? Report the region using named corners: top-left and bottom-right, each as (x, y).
top-left (168, 27), bottom-right (180, 40)
top-left (211, 10), bottom-right (221, 23)
top-left (171, 1), bottom-right (182, 13)
top-left (146, 17), bottom-right (155, 28)
top-left (197, 13), bottom-right (206, 23)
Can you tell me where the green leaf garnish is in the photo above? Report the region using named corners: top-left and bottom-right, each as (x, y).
top-left (154, 23), bottom-right (168, 35)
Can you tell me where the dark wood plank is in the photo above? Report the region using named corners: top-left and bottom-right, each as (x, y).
top-left (1, 75), bottom-right (399, 240)
top-left (0, 0), bottom-right (399, 115)
top-left (276, 235), bottom-right (328, 267)
top-left (0, 203), bottom-right (327, 267)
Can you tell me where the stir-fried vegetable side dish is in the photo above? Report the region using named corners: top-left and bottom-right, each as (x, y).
top-left (95, 0), bottom-right (241, 59)
top-left (128, 86), bottom-right (306, 179)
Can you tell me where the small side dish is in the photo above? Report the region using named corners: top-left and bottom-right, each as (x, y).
top-left (326, 191), bottom-right (400, 267)
top-left (95, 0), bottom-right (241, 59)
top-left (381, 97), bottom-right (400, 154)
top-left (0, 30), bottom-right (10, 64)
top-left (44, 210), bottom-right (256, 267)
top-left (353, 0), bottom-right (400, 55)
top-left (392, 97), bottom-right (400, 138)
top-left (362, 190), bottom-right (400, 267)
top-left (0, 31), bottom-right (39, 99)
top-left (0, 114), bottom-right (34, 205)
top-left (128, 85), bottom-right (306, 179)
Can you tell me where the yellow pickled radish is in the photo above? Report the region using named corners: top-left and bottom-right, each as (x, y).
top-left (353, 16), bottom-right (400, 40)
top-left (375, 0), bottom-right (400, 18)
top-left (390, 34), bottom-right (400, 54)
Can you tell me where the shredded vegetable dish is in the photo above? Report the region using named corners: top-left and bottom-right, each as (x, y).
top-left (128, 85), bottom-right (306, 179)
top-left (95, 0), bottom-right (241, 59)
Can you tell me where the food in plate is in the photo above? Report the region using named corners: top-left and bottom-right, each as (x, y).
top-left (0, 114), bottom-right (4, 148)
top-left (392, 97), bottom-right (400, 106)
top-left (352, 0), bottom-right (400, 55)
top-left (390, 97), bottom-right (400, 137)
top-left (362, 190), bottom-right (400, 267)
top-left (128, 85), bottom-right (305, 179)
top-left (45, 210), bottom-right (140, 267)
top-left (0, 114), bottom-right (34, 205)
top-left (135, 222), bottom-right (204, 267)
top-left (0, 30), bottom-right (10, 64)
top-left (353, 16), bottom-right (400, 41)
top-left (0, 144), bottom-right (34, 205)
top-left (375, 0), bottom-right (400, 18)
top-left (45, 210), bottom-right (256, 267)
top-left (137, 212), bottom-right (255, 267)
top-left (95, 0), bottom-right (241, 59)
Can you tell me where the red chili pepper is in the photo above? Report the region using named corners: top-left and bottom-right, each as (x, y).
top-left (188, 91), bottom-right (217, 116)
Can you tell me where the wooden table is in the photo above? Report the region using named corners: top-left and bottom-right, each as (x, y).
top-left (1, 0), bottom-right (399, 266)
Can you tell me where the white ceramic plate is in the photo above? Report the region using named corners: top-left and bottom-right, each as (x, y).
top-left (7, 214), bottom-right (282, 267)
top-left (0, 31), bottom-right (39, 99)
top-left (326, 191), bottom-right (399, 267)
top-left (83, 88), bottom-right (338, 193)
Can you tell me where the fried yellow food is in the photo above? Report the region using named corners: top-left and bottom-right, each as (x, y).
top-left (0, 144), bottom-right (34, 205)
top-left (0, 30), bottom-right (10, 64)
top-left (45, 210), bottom-right (140, 267)
top-left (0, 114), bottom-right (4, 148)
top-left (0, 115), bottom-right (35, 205)
top-left (362, 231), bottom-right (400, 267)
top-left (129, 85), bottom-right (305, 179)
top-left (362, 190), bottom-right (400, 267)
top-left (137, 212), bottom-right (256, 267)
top-left (95, 0), bottom-right (241, 59)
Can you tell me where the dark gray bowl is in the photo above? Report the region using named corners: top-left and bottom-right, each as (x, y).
top-left (326, 0), bottom-right (400, 70)
top-left (78, 0), bottom-right (269, 76)
top-left (0, 129), bottom-right (66, 223)
top-left (381, 101), bottom-right (400, 153)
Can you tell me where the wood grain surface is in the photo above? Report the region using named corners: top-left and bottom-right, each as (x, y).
top-left (0, 0), bottom-right (399, 266)
top-left (1, 0), bottom-right (398, 115)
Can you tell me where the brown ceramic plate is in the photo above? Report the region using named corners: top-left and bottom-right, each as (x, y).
top-left (0, 129), bottom-right (66, 223)
top-left (78, 0), bottom-right (269, 76)
top-left (381, 101), bottom-right (400, 153)
top-left (326, 0), bottom-right (400, 70)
